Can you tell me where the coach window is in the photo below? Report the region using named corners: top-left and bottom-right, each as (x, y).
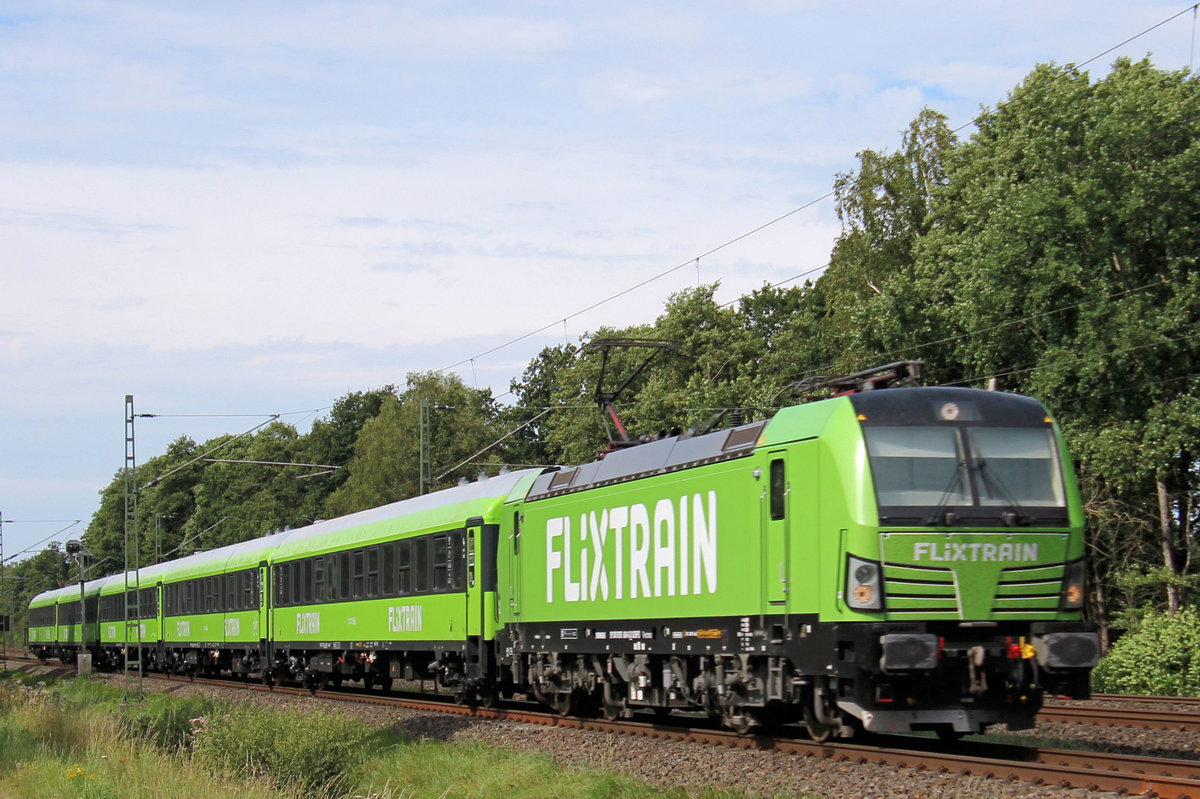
top-left (397, 541), bottom-right (412, 595)
top-left (463, 529), bottom-right (473, 591)
top-left (433, 534), bottom-right (449, 591)
top-left (288, 564), bottom-right (300, 607)
top-left (313, 556), bottom-right (326, 602)
top-left (367, 547), bottom-right (380, 598)
top-left (382, 543), bottom-right (395, 597)
top-left (339, 552), bottom-right (351, 601)
top-left (769, 458), bottom-right (786, 520)
top-left (352, 549), bottom-right (365, 599)
top-left (415, 538), bottom-right (430, 593)
top-left (326, 556), bottom-right (340, 602)
top-left (300, 560), bottom-right (311, 604)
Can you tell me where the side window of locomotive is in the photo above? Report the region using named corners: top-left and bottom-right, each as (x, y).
top-left (770, 459), bottom-right (786, 520)
top-left (513, 511), bottom-right (521, 554)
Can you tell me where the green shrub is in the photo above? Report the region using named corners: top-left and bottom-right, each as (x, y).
top-left (192, 704), bottom-right (370, 793)
top-left (1092, 607), bottom-right (1200, 695)
top-left (120, 694), bottom-right (219, 751)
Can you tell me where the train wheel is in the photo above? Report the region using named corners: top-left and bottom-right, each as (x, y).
top-left (478, 683), bottom-right (499, 708)
top-left (550, 690), bottom-right (576, 716)
top-left (802, 703), bottom-right (835, 742)
top-left (802, 686), bottom-right (843, 743)
top-left (378, 677), bottom-right (393, 694)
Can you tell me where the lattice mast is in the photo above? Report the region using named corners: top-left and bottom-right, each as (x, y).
top-left (122, 395), bottom-right (143, 701)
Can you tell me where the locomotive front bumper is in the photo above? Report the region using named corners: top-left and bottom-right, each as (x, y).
top-left (815, 621), bottom-right (1100, 733)
top-left (840, 702), bottom-right (1031, 734)
top-left (876, 628), bottom-right (1101, 672)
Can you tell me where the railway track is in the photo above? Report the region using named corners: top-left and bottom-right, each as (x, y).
top-left (163, 673), bottom-right (1200, 797)
top-left (7, 650), bottom-right (1200, 796)
top-left (1040, 702), bottom-right (1200, 732)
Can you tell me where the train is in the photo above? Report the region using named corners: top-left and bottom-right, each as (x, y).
top-left (27, 369), bottom-right (1100, 740)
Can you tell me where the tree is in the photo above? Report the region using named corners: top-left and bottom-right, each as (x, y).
top-left (874, 60), bottom-right (1200, 617)
top-left (300, 387), bottom-right (395, 519)
top-left (324, 372), bottom-right (502, 515)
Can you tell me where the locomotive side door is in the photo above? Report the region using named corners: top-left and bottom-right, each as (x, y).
top-left (764, 450), bottom-right (790, 606)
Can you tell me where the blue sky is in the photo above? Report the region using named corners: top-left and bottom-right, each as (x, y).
top-left (0, 1), bottom-right (1193, 561)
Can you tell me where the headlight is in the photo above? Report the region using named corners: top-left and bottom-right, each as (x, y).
top-left (846, 554), bottom-right (883, 611)
top-left (1060, 558), bottom-right (1086, 610)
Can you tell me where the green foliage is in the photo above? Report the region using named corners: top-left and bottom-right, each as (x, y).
top-left (324, 372), bottom-right (502, 514)
top-left (192, 704), bottom-right (369, 792)
top-left (1092, 608), bottom-right (1200, 696)
top-left (119, 694), bottom-right (219, 751)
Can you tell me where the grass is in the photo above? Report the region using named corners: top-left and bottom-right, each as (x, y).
top-left (0, 670), bottom-right (758, 799)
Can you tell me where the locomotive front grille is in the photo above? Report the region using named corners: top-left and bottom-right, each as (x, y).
top-left (878, 532), bottom-right (1071, 621)
top-left (991, 563), bottom-right (1064, 617)
top-left (881, 563), bottom-right (961, 619)
top-left (880, 561), bottom-right (1066, 621)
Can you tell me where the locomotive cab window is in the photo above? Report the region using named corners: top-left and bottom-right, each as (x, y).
top-left (863, 424), bottom-right (1068, 524)
top-left (966, 428), bottom-right (1065, 507)
top-left (865, 427), bottom-right (971, 507)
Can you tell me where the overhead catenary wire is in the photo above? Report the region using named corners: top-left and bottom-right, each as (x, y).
top-left (434, 407), bottom-right (554, 481)
top-left (1, 521), bottom-right (82, 564)
top-left (138, 414), bottom-right (282, 491)
top-left (437, 194), bottom-right (833, 374)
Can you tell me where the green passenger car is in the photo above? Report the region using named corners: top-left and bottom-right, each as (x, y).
top-left (266, 469), bottom-right (541, 694)
top-left (26, 585), bottom-right (65, 656)
top-left (27, 578), bottom-right (109, 663)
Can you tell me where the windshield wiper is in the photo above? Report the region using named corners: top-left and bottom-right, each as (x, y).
top-left (925, 462), bottom-right (967, 526)
top-left (976, 458), bottom-right (1027, 526)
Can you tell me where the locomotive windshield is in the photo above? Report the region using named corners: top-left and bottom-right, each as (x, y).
top-left (863, 425), bottom-right (1066, 525)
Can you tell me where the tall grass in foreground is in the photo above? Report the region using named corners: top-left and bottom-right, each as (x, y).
top-left (0, 673), bottom-right (752, 799)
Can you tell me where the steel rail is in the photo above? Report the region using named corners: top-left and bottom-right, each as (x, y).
top-left (1040, 704), bottom-right (1200, 732)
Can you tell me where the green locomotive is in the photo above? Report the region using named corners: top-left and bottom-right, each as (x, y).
top-left (29, 372), bottom-right (1098, 739)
